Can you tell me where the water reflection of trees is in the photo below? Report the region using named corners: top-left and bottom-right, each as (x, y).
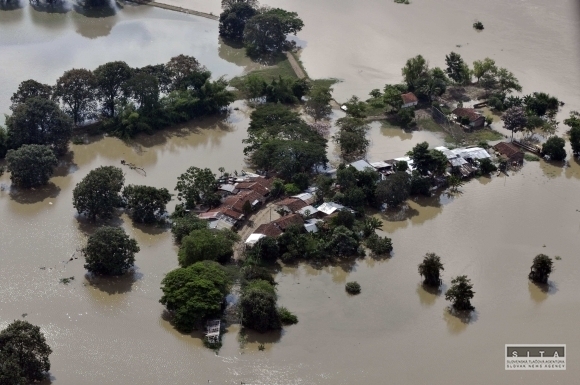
top-left (416, 283), bottom-right (444, 307)
top-left (528, 280), bottom-right (557, 303)
top-left (9, 182), bottom-right (61, 204)
top-left (443, 307), bottom-right (478, 334)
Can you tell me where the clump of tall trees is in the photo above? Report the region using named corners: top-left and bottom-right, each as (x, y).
top-left (83, 226), bottom-right (140, 276)
top-left (219, 1), bottom-right (304, 56)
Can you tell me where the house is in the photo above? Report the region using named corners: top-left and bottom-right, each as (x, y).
top-left (297, 205), bottom-right (319, 218)
top-left (317, 202), bottom-right (346, 216)
top-left (452, 107), bottom-right (485, 128)
top-left (349, 159), bottom-right (374, 172)
top-left (235, 181), bottom-right (270, 197)
top-left (493, 142), bottom-right (524, 165)
top-left (222, 190), bottom-right (265, 213)
top-left (274, 213), bottom-right (304, 231)
top-left (275, 197), bottom-right (308, 213)
top-left (401, 92), bottom-right (418, 108)
top-left (435, 146), bottom-right (491, 177)
top-left (245, 233), bottom-right (266, 247)
top-left (248, 213), bottom-right (305, 240)
top-left (252, 222), bottom-right (283, 238)
top-left (291, 192), bottom-right (317, 205)
top-left (370, 161), bottom-right (394, 175)
top-left (217, 183), bottom-right (238, 197)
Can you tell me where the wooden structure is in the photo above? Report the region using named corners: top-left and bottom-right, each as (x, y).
top-left (205, 320), bottom-right (221, 343)
top-left (452, 107), bottom-right (485, 129)
top-left (493, 142), bottom-right (524, 165)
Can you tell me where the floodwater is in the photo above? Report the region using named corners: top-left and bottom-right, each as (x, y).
top-left (1, 1), bottom-right (580, 385)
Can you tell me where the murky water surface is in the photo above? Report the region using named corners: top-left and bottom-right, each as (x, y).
top-left (1, 1), bottom-right (579, 384)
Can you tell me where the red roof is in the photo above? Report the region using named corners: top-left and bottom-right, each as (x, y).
top-left (273, 213), bottom-right (304, 231)
top-left (223, 190), bottom-right (264, 213)
top-left (248, 177), bottom-right (274, 189)
top-left (254, 223), bottom-right (283, 237)
top-left (493, 142), bottom-right (523, 158)
top-left (401, 92), bottom-right (418, 104)
top-left (452, 108), bottom-right (482, 122)
top-left (235, 182), bottom-right (270, 197)
top-left (276, 198), bottom-right (308, 212)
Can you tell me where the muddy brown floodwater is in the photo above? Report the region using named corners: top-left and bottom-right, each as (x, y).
top-left (1, 1), bottom-right (580, 385)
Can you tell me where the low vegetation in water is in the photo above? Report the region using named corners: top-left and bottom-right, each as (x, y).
top-left (59, 276), bottom-right (75, 285)
top-left (394, 0), bottom-right (410, 4)
top-left (473, 21), bottom-right (484, 30)
top-left (345, 281), bottom-right (361, 295)
top-left (278, 307), bottom-right (299, 325)
top-left (524, 153), bottom-right (540, 162)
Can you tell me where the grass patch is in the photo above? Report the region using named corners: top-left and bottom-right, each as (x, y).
top-left (466, 128), bottom-right (504, 143)
top-left (524, 153), bottom-right (540, 162)
top-left (59, 276), bottom-right (75, 285)
top-left (278, 307), bottom-right (298, 325)
top-left (311, 78), bottom-right (340, 89)
top-left (417, 116), bottom-right (503, 145)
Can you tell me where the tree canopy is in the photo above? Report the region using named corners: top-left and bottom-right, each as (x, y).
top-left (73, 166), bottom-right (125, 220)
top-left (6, 97), bottom-right (73, 156)
top-left (418, 252), bottom-right (444, 287)
top-left (94, 61), bottom-right (133, 117)
top-left (0, 320), bottom-right (52, 384)
top-left (219, 2), bottom-right (258, 40)
top-left (83, 226), bottom-right (140, 275)
top-left (565, 111), bottom-right (580, 155)
top-left (445, 275), bottom-right (475, 311)
top-left (178, 228), bottom-right (239, 266)
top-left (122, 184), bottom-right (172, 223)
top-left (243, 8), bottom-right (304, 54)
top-left (240, 279), bottom-right (281, 332)
top-left (407, 142), bottom-right (447, 177)
top-left (445, 52), bottom-right (470, 84)
top-left (175, 166), bottom-right (219, 209)
top-left (333, 117), bottom-right (370, 161)
top-left (375, 171), bottom-right (411, 208)
top-left (160, 261), bottom-right (231, 332)
top-left (10, 79), bottom-right (52, 109)
top-left (528, 254), bottom-right (553, 284)
top-left (541, 136), bottom-right (566, 161)
top-left (53, 68), bottom-right (98, 125)
top-left (5, 144), bottom-right (58, 188)
top-left (502, 106), bottom-right (528, 139)
top-left (170, 214), bottom-right (208, 244)
top-left (305, 84), bottom-right (333, 121)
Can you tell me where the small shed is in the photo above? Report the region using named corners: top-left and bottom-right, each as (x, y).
top-left (245, 233), bottom-right (266, 247)
top-left (349, 159), bottom-right (374, 172)
top-left (401, 92), bottom-right (418, 108)
top-left (493, 142), bottom-right (524, 164)
top-left (452, 107), bottom-right (485, 128)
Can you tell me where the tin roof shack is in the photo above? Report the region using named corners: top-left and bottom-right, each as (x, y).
top-left (275, 197), bottom-right (308, 214)
top-left (493, 142), bottom-right (524, 165)
top-left (452, 108), bottom-right (485, 129)
top-left (370, 161), bottom-right (394, 178)
top-left (291, 192), bottom-right (317, 205)
top-left (435, 146), bottom-right (491, 178)
top-left (248, 214), bottom-right (305, 240)
top-left (401, 92), bottom-right (418, 108)
top-left (349, 159), bottom-right (374, 172)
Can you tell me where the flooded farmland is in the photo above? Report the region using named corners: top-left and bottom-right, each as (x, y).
top-left (1, 1), bottom-right (579, 384)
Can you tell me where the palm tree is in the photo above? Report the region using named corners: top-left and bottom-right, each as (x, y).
top-left (447, 175), bottom-right (464, 192)
top-left (529, 254), bottom-right (553, 284)
top-left (418, 253), bottom-right (444, 287)
top-left (362, 217), bottom-right (382, 237)
top-left (445, 275), bottom-right (475, 311)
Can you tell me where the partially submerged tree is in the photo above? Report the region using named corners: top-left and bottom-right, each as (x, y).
top-left (541, 136), bottom-right (566, 161)
top-left (240, 279), bottom-right (281, 332)
top-left (6, 97), bottom-right (73, 156)
top-left (333, 117), bottom-right (370, 161)
top-left (170, 214), bottom-right (208, 244)
top-left (445, 275), bottom-right (475, 311)
top-left (375, 171), bottom-right (410, 208)
top-left (219, 2), bottom-right (258, 41)
top-left (402, 55), bottom-right (429, 91)
top-left (305, 84), bottom-right (333, 121)
top-left (418, 253), bottom-right (444, 287)
top-left (178, 228), bottom-right (239, 266)
top-left (0, 320), bottom-right (52, 383)
top-left (445, 52), bottom-right (470, 84)
top-left (83, 226), bottom-right (139, 275)
top-left (565, 111), bottom-right (580, 155)
top-left (94, 61), bottom-right (133, 117)
top-left (10, 79), bottom-right (52, 109)
top-left (502, 106), bottom-right (528, 140)
top-left (53, 68), bottom-right (98, 125)
top-left (122, 185), bottom-right (172, 223)
top-left (528, 254), bottom-right (553, 284)
top-left (5, 144), bottom-right (58, 188)
top-left (175, 166), bottom-right (219, 209)
top-left (243, 8), bottom-right (304, 54)
top-left (73, 166), bottom-right (125, 220)
top-left (160, 261), bottom-right (231, 332)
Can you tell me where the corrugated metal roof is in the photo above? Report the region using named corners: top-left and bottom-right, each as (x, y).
top-left (349, 159), bottom-right (374, 172)
top-left (370, 161), bottom-right (392, 169)
top-left (298, 205), bottom-right (319, 216)
top-left (317, 202), bottom-right (345, 215)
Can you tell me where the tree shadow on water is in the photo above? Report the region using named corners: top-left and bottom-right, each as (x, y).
top-left (240, 327), bottom-right (283, 351)
top-left (9, 182), bottom-right (61, 204)
top-left (528, 280), bottom-right (558, 303)
top-left (84, 269), bottom-right (142, 295)
top-left (131, 220), bottom-right (170, 236)
top-left (443, 306), bottom-right (478, 335)
top-left (75, 213), bottom-right (124, 236)
top-left (416, 282), bottom-right (445, 307)
top-left (52, 151), bottom-right (79, 177)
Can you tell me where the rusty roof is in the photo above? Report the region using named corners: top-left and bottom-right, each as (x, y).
top-left (452, 107), bottom-right (482, 122)
top-left (273, 213), bottom-right (304, 231)
top-left (401, 92), bottom-right (418, 104)
top-left (493, 142), bottom-right (523, 158)
top-left (235, 182), bottom-right (270, 197)
top-left (254, 223), bottom-right (283, 237)
top-left (276, 197), bottom-right (308, 212)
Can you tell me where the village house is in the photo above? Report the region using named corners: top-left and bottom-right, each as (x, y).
top-left (493, 142), bottom-right (524, 165)
top-left (401, 92), bottom-right (418, 108)
top-left (451, 107), bottom-right (485, 129)
top-left (275, 197), bottom-right (308, 213)
top-left (435, 146), bottom-right (491, 177)
top-left (246, 213), bottom-right (305, 243)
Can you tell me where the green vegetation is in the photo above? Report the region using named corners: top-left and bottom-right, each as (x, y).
top-left (365, 234), bottom-right (393, 256)
top-left (565, 111), bottom-right (580, 155)
top-left (0, 320), bottom-right (52, 384)
top-left (59, 276), bottom-right (75, 285)
top-left (473, 21), bottom-right (484, 30)
top-left (376, 171), bottom-right (411, 208)
top-left (333, 117), bottom-right (371, 161)
top-left (160, 261), bottom-right (231, 332)
top-left (541, 136), bottom-right (566, 161)
top-left (73, 166), bottom-right (124, 220)
top-left (83, 226), bottom-right (140, 276)
top-left (246, 236), bottom-right (280, 264)
top-left (524, 153), bottom-right (540, 162)
top-left (178, 228), bottom-right (239, 266)
top-left (170, 214), bottom-right (208, 244)
top-left (175, 166), bottom-right (220, 210)
top-left (418, 253), bottom-right (444, 287)
top-left (445, 52), bottom-right (470, 84)
top-left (5, 144), bottom-right (57, 188)
top-left (277, 307), bottom-right (298, 325)
top-left (240, 279), bottom-right (282, 332)
top-left (345, 281), bottom-right (361, 295)
top-left (243, 8), bottom-right (304, 55)
top-left (445, 275), bottom-right (475, 311)
top-left (122, 185), bottom-right (172, 223)
top-left (53, 68), bottom-right (98, 125)
top-left (528, 254), bottom-right (553, 284)
top-left (219, 2), bottom-right (258, 41)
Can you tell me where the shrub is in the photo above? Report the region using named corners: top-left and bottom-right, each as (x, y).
top-left (365, 234), bottom-right (393, 255)
top-left (473, 21), bottom-right (484, 30)
top-left (241, 265), bottom-right (275, 285)
top-left (171, 215), bottom-right (207, 244)
top-left (178, 228), bottom-right (239, 266)
top-left (345, 281), bottom-right (361, 295)
top-left (277, 307), bottom-right (298, 325)
top-left (83, 226), bottom-right (140, 276)
top-left (5, 144), bottom-right (57, 188)
top-left (284, 183), bottom-right (301, 195)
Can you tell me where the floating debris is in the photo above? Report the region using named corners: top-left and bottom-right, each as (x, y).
top-left (59, 277), bottom-right (75, 285)
top-left (121, 160), bottom-right (146, 176)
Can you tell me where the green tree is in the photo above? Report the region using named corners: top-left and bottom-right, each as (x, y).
top-left (0, 127), bottom-right (7, 159)
top-left (247, 236), bottom-right (280, 264)
top-left (178, 228), bottom-right (239, 266)
top-left (94, 61), bottom-right (133, 117)
top-left (5, 144), bottom-right (57, 188)
top-left (6, 97), bottom-right (73, 156)
top-left (122, 185), bottom-right (172, 223)
top-left (418, 252), bottom-right (444, 287)
top-left (524, 92), bottom-right (560, 117)
top-left (83, 226), bottom-right (139, 275)
top-left (0, 320), bottom-right (51, 383)
top-left (528, 254), bottom-right (553, 284)
top-left (416, 67), bottom-right (448, 100)
top-left (478, 158), bottom-right (498, 174)
top-left (445, 52), bottom-right (470, 84)
top-left (541, 136), bottom-right (566, 161)
top-left (243, 74), bottom-right (267, 101)
top-left (479, 72), bottom-right (498, 96)
top-left (265, 76), bottom-right (300, 104)
top-left (160, 261), bottom-right (231, 332)
top-left (10, 79), bottom-right (52, 109)
top-left (325, 225), bottom-right (360, 257)
top-left (342, 95), bottom-right (368, 119)
top-left (124, 73), bottom-right (160, 115)
top-left (375, 171), bottom-right (410, 208)
top-left (345, 281), bottom-right (361, 294)
top-left (73, 166), bottom-right (124, 220)
top-left (407, 142), bottom-right (447, 177)
top-left (565, 111), bottom-right (580, 155)
top-left (333, 117), bottom-right (370, 161)
top-left (397, 107), bottom-right (415, 128)
top-left (240, 279), bottom-right (281, 332)
top-left (496, 67), bottom-right (522, 94)
top-left (305, 84), bottom-right (333, 121)
top-left (219, 2), bottom-right (258, 40)
top-left (243, 8), bottom-right (304, 54)
top-left (166, 55), bottom-right (205, 91)
top-left (383, 85), bottom-right (403, 112)
top-left (53, 68), bottom-right (98, 125)
top-left (502, 106), bottom-right (528, 140)
top-left (365, 234), bottom-right (393, 255)
top-left (362, 216), bottom-right (382, 237)
top-left (171, 214), bottom-right (208, 244)
top-left (175, 166), bottom-right (219, 209)
top-left (194, 77), bottom-right (235, 115)
top-left (473, 57), bottom-right (497, 83)
top-left (402, 55), bottom-right (428, 91)
top-left (445, 275), bottom-right (475, 311)
top-left (221, 0), bottom-right (258, 9)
